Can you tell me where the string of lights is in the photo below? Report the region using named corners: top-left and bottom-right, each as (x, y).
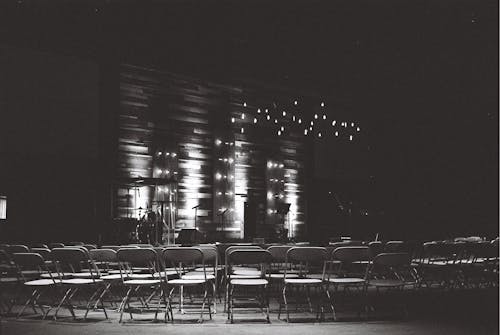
top-left (232, 100), bottom-right (361, 141)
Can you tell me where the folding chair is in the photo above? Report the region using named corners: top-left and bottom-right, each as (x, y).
top-left (366, 252), bottom-right (415, 318)
top-left (7, 245), bottom-right (30, 255)
top-left (226, 249), bottom-right (272, 323)
top-left (327, 246), bottom-right (371, 320)
top-left (116, 248), bottom-right (161, 322)
top-left (50, 247), bottom-right (106, 320)
top-left (278, 247), bottom-right (330, 322)
top-left (12, 253), bottom-right (58, 318)
top-left (161, 247), bottom-right (212, 323)
top-left (0, 250), bottom-right (20, 314)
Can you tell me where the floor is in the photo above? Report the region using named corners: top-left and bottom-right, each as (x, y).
top-left (1, 287), bottom-right (498, 335)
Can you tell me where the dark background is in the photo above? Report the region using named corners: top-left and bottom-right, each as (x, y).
top-left (0, 0), bottom-right (497, 242)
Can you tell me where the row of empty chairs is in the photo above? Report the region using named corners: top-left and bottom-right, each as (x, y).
top-left (0, 239), bottom-right (498, 323)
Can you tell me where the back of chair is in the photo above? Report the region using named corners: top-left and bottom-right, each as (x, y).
top-left (49, 243), bottom-right (65, 249)
top-left (101, 245), bottom-right (122, 251)
top-left (332, 246), bottom-right (370, 263)
top-left (227, 249), bottom-right (272, 277)
top-left (31, 243), bottom-right (49, 249)
top-left (384, 241), bottom-right (406, 253)
top-left (368, 241), bottom-right (384, 258)
top-left (287, 247), bottom-right (327, 263)
top-left (117, 248), bottom-right (157, 268)
top-left (90, 249), bottom-right (117, 262)
top-left (12, 253), bottom-right (49, 281)
top-left (373, 253), bottom-right (412, 267)
top-left (7, 245), bottom-right (30, 254)
top-left (267, 245), bottom-right (293, 263)
top-left (164, 247), bottom-right (203, 265)
top-left (51, 247), bottom-right (89, 265)
top-left (83, 244), bottom-right (97, 251)
top-left (31, 248), bottom-right (52, 260)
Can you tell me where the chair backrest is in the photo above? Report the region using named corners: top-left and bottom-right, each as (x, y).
top-left (372, 253), bottom-right (412, 267)
top-left (51, 247), bottom-right (89, 264)
top-left (287, 247), bottom-right (327, 263)
top-left (83, 244), bottom-right (97, 250)
top-left (267, 245), bottom-right (293, 262)
top-left (31, 248), bottom-right (52, 260)
top-left (332, 246), bottom-right (371, 263)
top-left (31, 243), bottom-right (49, 249)
top-left (49, 243), bottom-right (65, 249)
top-left (163, 247), bottom-right (203, 265)
top-left (117, 248), bottom-right (157, 267)
top-left (67, 241), bottom-right (85, 246)
top-left (12, 253), bottom-right (50, 281)
top-left (227, 249), bottom-right (272, 277)
top-left (89, 249), bottom-right (117, 262)
top-left (7, 245), bottom-right (30, 254)
top-left (368, 241), bottom-right (384, 258)
top-left (101, 245), bottom-right (122, 251)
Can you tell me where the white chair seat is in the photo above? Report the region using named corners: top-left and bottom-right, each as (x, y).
top-left (267, 273), bottom-right (299, 279)
top-left (40, 272), bottom-right (74, 279)
top-left (328, 277), bottom-right (366, 284)
top-left (152, 270), bottom-right (179, 278)
top-left (182, 273), bottom-right (216, 280)
top-left (232, 269), bottom-right (261, 276)
top-left (100, 274), bottom-right (124, 280)
top-left (25, 279), bottom-right (61, 286)
top-left (123, 279), bottom-right (161, 285)
top-left (167, 278), bottom-right (206, 285)
top-left (62, 278), bottom-right (103, 285)
top-left (231, 278), bottom-right (268, 286)
top-left (368, 279), bottom-right (405, 287)
top-left (0, 277), bottom-right (20, 283)
top-left (228, 274), bottom-right (261, 279)
top-left (71, 272), bottom-right (101, 279)
top-left (285, 278), bottom-right (322, 284)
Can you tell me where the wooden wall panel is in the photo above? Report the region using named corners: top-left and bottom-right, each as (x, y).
top-left (117, 64), bottom-right (310, 241)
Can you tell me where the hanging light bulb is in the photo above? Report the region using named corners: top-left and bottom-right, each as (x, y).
top-left (241, 127), bottom-right (244, 133)
top-left (215, 139), bottom-right (222, 146)
top-left (321, 102), bottom-right (325, 107)
top-left (332, 120), bottom-right (336, 126)
top-left (298, 118), bottom-right (302, 124)
top-left (318, 132), bottom-right (322, 138)
top-left (314, 114), bottom-right (318, 119)
top-left (231, 117), bottom-right (235, 123)
top-left (349, 135), bottom-right (353, 141)
top-left (266, 115), bottom-right (271, 120)
top-left (335, 131), bottom-right (339, 136)
top-left (292, 115), bottom-right (296, 122)
top-left (265, 108), bottom-right (269, 113)
top-left (309, 126), bottom-right (313, 131)
top-left (357, 127), bottom-right (361, 132)
top-left (294, 100), bottom-right (298, 105)
top-left (254, 117), bottom-right (257, 124)
top-left (278, 130), bottom-right (281, 136)
top-left (323, 115), bottom-right (327, 120)
top-left (274, 119), bottom-right (278, 124)
top-left (241, 113), bottom-right (245, 119)
top-left (280, 126), bottom-right (284, 131)
top-left (243, 102), bottom-right (247, 107)
top-left (310, 121), bottom-right (314, 126)
top-left (304, 129), bottom-right (308, 135)
top-left (257, 108), bottom-right (261, 114)
top-left (282, 111), bottom-right (286, 116)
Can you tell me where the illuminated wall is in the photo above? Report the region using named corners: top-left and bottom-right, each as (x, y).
top-left (116, 64), bottom-right (363, 241)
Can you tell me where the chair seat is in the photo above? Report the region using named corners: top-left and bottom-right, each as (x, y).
top-left (267, 273), bottom-right (299, 279)
top-left (232, 269), bottom-right (261, 276)
top-left (231, 278), bottom-right (268, 286)
top-left (285, 278), bottom-right (323, 284)
top-left (100, 274), bottom-right (125, 280)
top-left (194, 266), bottom-right (223, 272)
top-left (182, 273), bottom-right (216, 280)
top-left (71, 272), bottom-right (102, 279)
top-left (368, 279), bottom-right (405, 287)
top-left (62, 278), bottom-right (103, 285)
top-left (123, 279), bottom-right (161, 285)
top-left (152, 270), bottom-right (179, 278)
top-left (40, 272), bottom-right (74, 279)
top-left (328, 277), bottom-right (366, 284)
top-left (167, 278), bottom-right (206, 285)
top-left (25, 278), bottom-right (61, 286)
top-left (228, 274), bottom-right (262, 279)
top-left (0, 277), bottom-right (20, 283)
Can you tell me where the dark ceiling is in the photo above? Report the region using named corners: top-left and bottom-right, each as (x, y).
top-left (0, 0), bottom-right (498, 229)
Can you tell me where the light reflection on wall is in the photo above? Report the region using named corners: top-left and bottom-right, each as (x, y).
top-left (234, 141), bottom-right (248, 239)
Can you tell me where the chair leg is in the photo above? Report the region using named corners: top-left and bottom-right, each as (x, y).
top-left (54, 288), bottom-right (73, 321)
top-left (154, 288), bottom-right (163, 322)
top-left (229, 284), bottom-right (235, 323)
top-left (198, 287), bottom-right (208, 323)
top-left (264, 284), bottom-right (270, 323)
top-left (119, 287), bottom-right (133, 323)
top-left (17, 288), bottom-right (38, 318)
top-left (282, 285), bottom-right (289, 323)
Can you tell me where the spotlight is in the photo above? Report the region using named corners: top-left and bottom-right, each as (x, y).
top-left (321, 102), bottom-right (325, 107)
top-left (241, 113), bottom-right (245, 119)
top-left (304, 129), bottom-right (308, 135)
top-left (278, 130), bottom-right (281, 136)
top-left (323, 115), bottom-right (327, 120)
top-left (282, 111), bottom-right (286, 116)
top-left (274, 119), bottom-right (278, 124)
top-left (294, 100), bottom-right (298, 105)
top-left (310, 121), bottom-right (314, 126)
top-left (318, 132), bottom-right (322, 138)
top-left (267, 115), bottom-right (271, 120)
top-left (243, 102), bottom-right (247, 107)
top-left (314, 114), bottom-right (318, 119)
top-left (231, 117), bottom-right (235, 123)
top-left (357, 127), bottom-right (361, 132)
top-left (215, 139), bottom-right (222, 145)
top-left (298, 119), bottom-right (302, 124)
top-left (241, 127), bottom-right (244, 133)
top-left (216, 173), bottom-right (222, 180)
top-left (332, 120), bottom-right (336, 126)
top-left (267, 162), bottom-right (273, 168)
top-left (349, 135), bottom-right (353, 141)
top-left (335, 131), bottom-right (339, 136)
top-left (257, 108), bottom-right (261, 113)
top-left (254, 117), bottom-right (257, 124)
